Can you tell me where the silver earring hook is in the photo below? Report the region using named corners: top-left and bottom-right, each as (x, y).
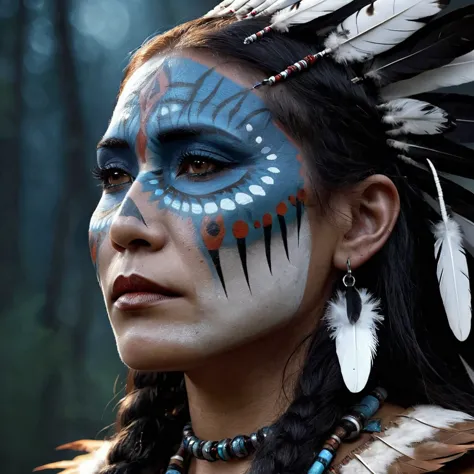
top-left (343, 257), bottom-right (356, 287)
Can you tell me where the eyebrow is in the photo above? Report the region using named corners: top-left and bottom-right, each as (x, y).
top-left (97, 137), bottom-right (130, 150)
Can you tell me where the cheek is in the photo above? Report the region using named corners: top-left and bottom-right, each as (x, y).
top-left (190, 212), bottom-right (313, 351)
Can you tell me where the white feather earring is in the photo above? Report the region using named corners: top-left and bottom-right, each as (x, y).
top-left (425, 159), bottom-right (472, 341)
top-left (325, 259), bottom-right (384, 393)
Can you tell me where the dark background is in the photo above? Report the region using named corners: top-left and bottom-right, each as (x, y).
top-left (0, 1), bottom-right (215, 473)
top-left (0, 1), bottom-right (472, 473)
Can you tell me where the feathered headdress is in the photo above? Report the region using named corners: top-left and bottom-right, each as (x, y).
top-left (206, 0), bottom-right (474, 369)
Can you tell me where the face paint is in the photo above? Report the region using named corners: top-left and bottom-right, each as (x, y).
top-left (91, 57), bottom-right (306, 294)
top-left (89, 54), bottom-right (323, 369)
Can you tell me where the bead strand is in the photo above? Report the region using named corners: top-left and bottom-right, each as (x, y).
top-left (307, 387), bottom-right (388, 474)
top-left (182, 424), bottom-right (270, 462)
top-left (166, 442), bottom-right (187, 474)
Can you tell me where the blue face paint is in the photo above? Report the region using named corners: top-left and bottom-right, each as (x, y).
top-left (90, 56), bottom-right (306, 294)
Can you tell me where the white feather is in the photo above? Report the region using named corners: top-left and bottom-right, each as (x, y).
top-left (454, 212), bottom-right (474, 258)
top-left (271, 0), bottom-right (351, 32)
top-left (324, 0), bottom-right (445, 63)
top-left (426, 159), bottom-right (472, 342)
top-left (241, 0), bottom-right (269, 12)
top-left (204, 0), bottom-right (234, 17)
top-left (227, 0), bottom-right (253, 13)
top-left (234, 0), bottom-right (269, 15)
top-left (259, 0), bottom-right (300, 15)
top-left (380, 98), bottom-right (451, 136)
top-left (382, 51), bottom-right (474, 100)
top-left (325, 289), bottom-right (384, 393)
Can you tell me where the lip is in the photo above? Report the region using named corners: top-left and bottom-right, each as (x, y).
top-left (111, 274), bottom-right (182, 310)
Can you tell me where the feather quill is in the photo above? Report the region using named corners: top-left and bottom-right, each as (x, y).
top-left (460, 356), bottom-right (474, 386)
top-left (326, 288), bottom-right (383, 393)
top-left (355, 6), bottom-right (474, 86)
top-left (387, 136), bottom-right (474, 179)
top-left (380, 98), bottom-right (454, 136)
top-left (382, 51), bottom-right (474, 100)
top-left (426, 159), bottom-right (471, 341)
top-left (325, 0), bottom-right (448, 64)
top-left (270, 0), bottom-right (351, 32)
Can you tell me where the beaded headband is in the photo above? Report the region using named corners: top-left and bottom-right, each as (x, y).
top-left (204, 0), bottom-right (474, 346)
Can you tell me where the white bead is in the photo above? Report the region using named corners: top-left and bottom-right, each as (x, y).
top-left (191, 203), bottom-right (203, 214)
top-left (249, 185), bottom-right (266, 196)
top-left (204, 202), bottom-right (218, 214)
top-left (220, 198), bottom-right (236, 211)
top-left (235, 193), bottom-right (253, 205)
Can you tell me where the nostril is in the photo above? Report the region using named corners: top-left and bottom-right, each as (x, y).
top-left (129, 238), bottom-right (151, 248)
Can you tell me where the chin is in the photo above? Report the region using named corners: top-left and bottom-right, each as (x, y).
top-left (116, 331), bottom-right (216, 372)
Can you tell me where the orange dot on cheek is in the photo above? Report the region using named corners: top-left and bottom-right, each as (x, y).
top-left (276, 203), bottom-right (288, 216)
top-left (254, 221), bottom-right (261, 229)
top-left (289, 195), bottom-right (297, 206)
top-left (232, 220), bottom-right (249, 239)
top-left (297, 189), bottom-right (307, 202)
top-left (263, 213), bottom-right (272, 227)
top-left (201, 215), bottom-right (226, 251)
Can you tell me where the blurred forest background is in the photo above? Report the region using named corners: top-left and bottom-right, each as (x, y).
top-left (0, 1), bottom-right (215, 473)
top-left (0, 0), bottom-right (472, 473)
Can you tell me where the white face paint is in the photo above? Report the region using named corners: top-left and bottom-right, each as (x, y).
top-left (91, 52), bottom-right (336, 372)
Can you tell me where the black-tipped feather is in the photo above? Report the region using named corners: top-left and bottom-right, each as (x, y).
top-left (346, 286), bottom-right (362, 324)
top-left (357, 5), bottom-right (474, 86)
top-left (414, 93), bottom-right (474, 143)
top-left (390, 135), bottom-right (474, 179)
top-left (292, 0), bottom-right (372, 38)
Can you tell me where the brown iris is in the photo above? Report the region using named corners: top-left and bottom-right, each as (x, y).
top-left (179, 157), bottom-right (217, 176)
top-left (107, 170), bottom-right (132, 187)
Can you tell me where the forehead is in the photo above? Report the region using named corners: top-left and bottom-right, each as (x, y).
top-left (106, 53), bottom-right (263, 138)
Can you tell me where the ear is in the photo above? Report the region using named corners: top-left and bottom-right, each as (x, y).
top-left (332, 175), bottom-right (400, 271)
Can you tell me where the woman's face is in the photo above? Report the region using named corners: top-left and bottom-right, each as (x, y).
top-left (89, 51), bottom-right (338, 371)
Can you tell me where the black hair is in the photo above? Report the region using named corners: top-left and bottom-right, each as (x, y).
top-left (100, 15), bottom-right (474, 474)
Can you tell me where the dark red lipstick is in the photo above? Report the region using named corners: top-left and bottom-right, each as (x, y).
top-left (112, 274), bottom-right (181, 311)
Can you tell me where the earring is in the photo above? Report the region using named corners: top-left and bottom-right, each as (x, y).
top-left (325, 259), bottom-right (384, 393)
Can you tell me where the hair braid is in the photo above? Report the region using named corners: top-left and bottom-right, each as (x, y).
top-left (101, 371), bottom-right (189, 474)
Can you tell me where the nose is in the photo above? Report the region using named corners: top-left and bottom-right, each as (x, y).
top-left (109, 193), bottom-right (167, 253)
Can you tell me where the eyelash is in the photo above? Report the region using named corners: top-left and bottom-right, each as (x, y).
top-left (92, 165), bottom-right (134, 191)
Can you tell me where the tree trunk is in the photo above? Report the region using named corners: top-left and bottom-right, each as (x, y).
top-left (39, 0), bottom-right (96, 445)
top-left (0, 0), bottom-right (27, 304)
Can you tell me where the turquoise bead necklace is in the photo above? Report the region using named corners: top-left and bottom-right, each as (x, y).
top-left (166, 387), bottom-right (387, 474)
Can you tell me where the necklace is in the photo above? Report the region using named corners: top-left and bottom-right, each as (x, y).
top-left (166, 387), bottom-right (387, 474)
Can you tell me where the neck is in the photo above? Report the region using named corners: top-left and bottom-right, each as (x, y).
top-left (184, 312), bottom-right (317, 474)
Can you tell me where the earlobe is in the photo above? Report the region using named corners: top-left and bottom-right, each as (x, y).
top-left (333, 175), bottom-right (400, 271)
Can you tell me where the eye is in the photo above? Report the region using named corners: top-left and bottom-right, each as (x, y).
top-left (93, 166), bottom-right (134, 191)
top-left (177, 155), bottom-right (221, 178)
